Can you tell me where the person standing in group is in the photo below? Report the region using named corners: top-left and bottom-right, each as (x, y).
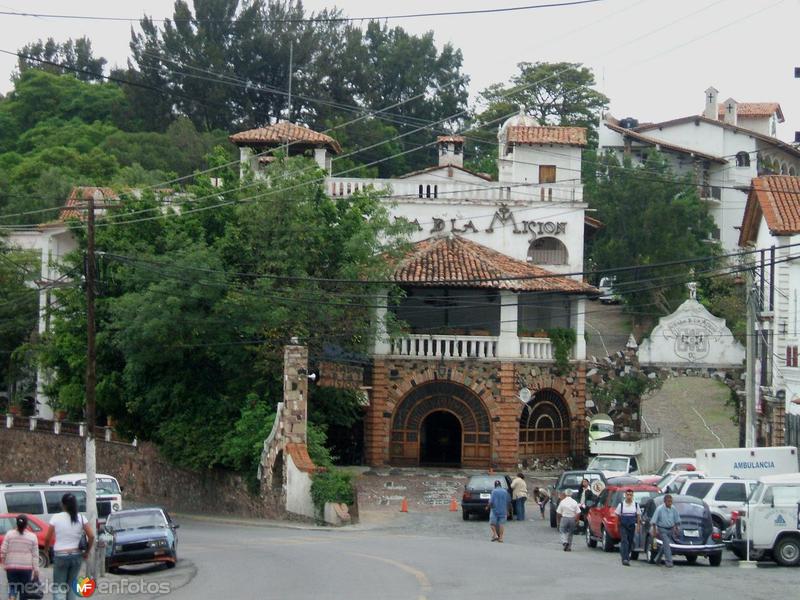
top-left (0, 514), bottom-right (39, 600)
top-left (650, 494), bottom-right (682, 568)
top-left (488, 480), bottom-right (511, 543)
top-left (510, 473), bottom-right (528, 521)
top-left (615, 489), bottom-right (641, 566)
top-left (555, 489), bottom-right (580, 551)
top-left (44, 493), bottom-right (95, 600)
top-left (574, 478), bottom-right (595, 528)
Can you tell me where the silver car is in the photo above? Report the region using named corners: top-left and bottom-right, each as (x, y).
top-left (679, 477), bottom-right (757, 529)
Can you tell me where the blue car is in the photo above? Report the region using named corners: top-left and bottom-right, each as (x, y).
top-left (104, 508), bottom-right (179, 572)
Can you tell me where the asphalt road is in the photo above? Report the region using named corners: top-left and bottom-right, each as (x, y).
top-left (5, 509), bottom-right (798, 599)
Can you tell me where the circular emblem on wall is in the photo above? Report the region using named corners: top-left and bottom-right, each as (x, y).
top-left (518, 387), bottom-right (531, 404)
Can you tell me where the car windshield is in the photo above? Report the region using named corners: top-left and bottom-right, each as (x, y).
top-left (107, 511), bottom-right (167, 532)
top-left (590, 423), bottom-right (614, 433)
top-left (748, 482), bottom-right (764, 503)
top-left (655, 462), bottom-right (675, 477)
top-left (590, 457), bottom-right (628, 471)
top-left (674, 501), bottom-right (706, 519)
top-left (76, 478), bottom-right (120, 495)
top-left (468, 476), bottom-right (506, 489)
top-left (560, 473), bottom-right (602, 489)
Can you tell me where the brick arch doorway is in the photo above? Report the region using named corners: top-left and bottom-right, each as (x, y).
top-left (519, 388), bottom-right (571, 458)
top-left (420, 410), bottom-right (462, 466)
top-left (390, 381), bottom-right (491, 468)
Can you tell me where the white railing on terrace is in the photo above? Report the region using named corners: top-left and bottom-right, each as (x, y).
top-left (384, 333), bottom-right (566, 361)
top-left (327, 177), bottom-right (583, 203)
top-left (389, 334), bottom-right (498, 359)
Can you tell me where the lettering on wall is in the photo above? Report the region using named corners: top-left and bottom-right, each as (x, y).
top-left (394, 205), bottom-right (567, 237)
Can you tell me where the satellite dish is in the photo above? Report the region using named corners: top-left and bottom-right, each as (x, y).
top-left (518, 388), bottom-right (531, 404)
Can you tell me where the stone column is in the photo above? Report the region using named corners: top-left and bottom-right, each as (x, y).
top-left (495, 362), bottom-right (521, 470)
top-left (372, 290), bottom-right (391, 356)
top-left (572, 298), bottom-right (586, 360)
top-left (498, 291), bottom-right (520, 359)
top-left (365, 360), bottom-right (390, 466)
top-left (283, 340), bottom-right (308, 444)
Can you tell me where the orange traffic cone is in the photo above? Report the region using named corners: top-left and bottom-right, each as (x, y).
top-left (400, 497), bottom-right (409, 513)
top-left (449, 497), bottom-right (458, 512)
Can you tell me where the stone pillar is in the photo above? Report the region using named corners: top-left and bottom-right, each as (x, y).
top-left (498, 291), bottom-right (520, 359)
top-left (495, 362), bottom-right (521, 470)
top-left (283, 341), bottom-right (308, 444)
top-left (572, 298), bottom-right (586, 360)
top-left (572, 363), bottom-right (588, 459)
top-left (372, 291), bottom-right (391, 356)
top-left (365, 360), bottom-right (390, 466)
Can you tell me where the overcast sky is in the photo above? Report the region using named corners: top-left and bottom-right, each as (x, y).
top-left (1, 0), bottom-right (798, 139)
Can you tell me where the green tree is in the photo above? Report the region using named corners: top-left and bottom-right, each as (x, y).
top-left (588, 151), bottom-right (717, 320)
top-left (17, 37), bottom-right (107, 82)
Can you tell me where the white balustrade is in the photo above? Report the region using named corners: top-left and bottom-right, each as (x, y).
top-left (383, 333), bottom-right (568, 362)
top-left (518, 337), bottom-right (555, 361)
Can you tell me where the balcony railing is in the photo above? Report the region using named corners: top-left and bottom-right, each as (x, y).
top-left (326, 177), bottom-right (583, 203)
top-left (384, 333), bottom-right (565, 361)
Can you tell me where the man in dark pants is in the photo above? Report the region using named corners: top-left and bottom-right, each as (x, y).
top-left (651, 494), bottom-right (682, 568)
top-left (614, 489), bottom-right (641, 566)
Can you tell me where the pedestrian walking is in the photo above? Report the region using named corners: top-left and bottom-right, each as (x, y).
top-left (555, 489), bottom-right (580, 551)
top-left (650, 494), bottom-right (682, 568)
top-left (1, 514), bottom-right (39, 600)
top-left (510, 473), bottom-right (528, 521)
top-left (488, 480), bottom-right (511, 543)
top-left (44, 493), bottom-right (94, 600)
top-left (532, 487), bottom-right (549, 519)
top-left (615, 489), bottom-right (641, 566)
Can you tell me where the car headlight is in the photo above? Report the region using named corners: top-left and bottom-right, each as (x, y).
top-left (148, 539), bottom-right (169, 548)
top-left (112, 503), bottom-right (120, 511)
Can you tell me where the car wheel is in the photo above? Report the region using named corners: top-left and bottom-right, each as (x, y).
top-left (586, 526), bottom-right (597, 548)
top-left (708, 552), bottom-right (722, 567)
top-left (685, 554), bottom-right (698, 565)
top-left (645, 536), bottom-right (657, 564)
top-left (550, 505), bottom-right (557, 528)
top-left (774, 537), bottom-right (800, 567)
top-left (38, 549), bottom-right (49, 569)
top-left (601, 527), bottom-right (615, 552)
top-left (462, 509), bottom-right (469, 521)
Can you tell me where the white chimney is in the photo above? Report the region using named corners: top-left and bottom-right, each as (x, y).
top-left (703, 86), bottom-right (719, 120)
top-left (436, 136), bottom-right (464, 168)
top-left (721, 97), bottom-right (738, 126)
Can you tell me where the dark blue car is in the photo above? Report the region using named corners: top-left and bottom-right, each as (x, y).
top-left (104, 508), bottom-right (179, 572)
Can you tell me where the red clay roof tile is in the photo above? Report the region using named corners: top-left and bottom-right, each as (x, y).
top-left (506, 125), bottom-right (587, 147)
top-left (229, 121), bottom-right (342, 153)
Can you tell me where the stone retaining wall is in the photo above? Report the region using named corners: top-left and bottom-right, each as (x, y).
top-left (0, 428), bottom-right (269, 518)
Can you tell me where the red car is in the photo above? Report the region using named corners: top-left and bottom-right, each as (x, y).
top-left (585, 477), bottom-right (659, 554)
top-left (0, 513), bottom-right (51, 568)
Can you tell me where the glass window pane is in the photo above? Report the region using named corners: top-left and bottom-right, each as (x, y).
top-left (715, 483), bottom-right (746, 502)
top-left (5, 492), bottom-right (44, 515)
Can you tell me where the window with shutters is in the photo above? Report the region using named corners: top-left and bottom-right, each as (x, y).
top-left (528, 237), bottom-right (568, 265)
top-left (539, 165), bottom-right (556, 183)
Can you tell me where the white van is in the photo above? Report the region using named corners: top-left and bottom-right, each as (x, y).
top-left (731, 472), bottom-right (800, 566)
top-left (695, 446), bottom-right (798, 479)
top-left (47, 473), bottom-right (123, 522)
top-left (0, 483), bottom-right (88, 522)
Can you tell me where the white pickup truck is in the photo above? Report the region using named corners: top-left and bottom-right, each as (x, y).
top-left (730, 472), bottom-right (800, 566)
top-left (587, 432), bottom-right (663, 477)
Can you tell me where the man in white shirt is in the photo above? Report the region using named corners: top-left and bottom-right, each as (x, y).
top-left (556, 489), bottom-right (580, 551)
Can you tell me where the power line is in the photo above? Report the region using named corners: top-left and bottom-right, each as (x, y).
top-left (0, 2), bottom-right (608, 24)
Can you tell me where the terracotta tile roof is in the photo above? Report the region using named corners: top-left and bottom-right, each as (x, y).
top-left (604, 122), bottom-right (727, 164)
top-left (717, 102), bottom-right (784, 122)
top-left (740, 176), bottom-right (800, 245)
top-left (506, 125), bottom-right (587, 147)
top-left (229, 121), bottom-right (342, 153)
top-left (392, 235), bottom-right (597, 294)
top-left (634, 116), bottom-right (800, 159)
top-left (285, 442), bottom-right (317, 473)
top-left (436, 135), bottom-right (465, 143)
top-left (59, 187), bottom-right (118, 221)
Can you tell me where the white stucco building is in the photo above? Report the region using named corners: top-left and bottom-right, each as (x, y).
top-left (739, 175), bottom-right (800, 448)
top-left (599, 87), bottom-right (800, 253)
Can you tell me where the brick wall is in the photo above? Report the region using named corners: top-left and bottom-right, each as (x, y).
top-left (0, 428), bottom-right (269, 518)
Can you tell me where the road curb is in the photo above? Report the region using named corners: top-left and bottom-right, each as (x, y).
top-left (171, 512), bottom-right (379, 532)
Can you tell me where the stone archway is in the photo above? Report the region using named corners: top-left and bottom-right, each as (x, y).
top-left (390, 381), bottom-right (491, 468)
top-left (420, 410), bottom-right (463, 466)
top-left (519, 388), bottom-right (571, 458)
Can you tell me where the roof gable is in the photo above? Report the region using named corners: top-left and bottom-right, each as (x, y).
top-left (740, 176), bottom-right (800, 245)
top-left (393, 235), bottom-right (596, 294)
top-left (717, 102), bottom-right (784, 122)
top-left (603, 122), bottom-right (726, 163)
top-left (229, 121), bottom-right (342, 153)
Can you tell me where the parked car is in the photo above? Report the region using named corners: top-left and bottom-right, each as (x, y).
top-left (0, 484), bottom-right (88, 522)
top-left (461, 475), bottom-right (513, 521)
top-left (104, 508), bottom-right (179, 572)
top-left (47, 473), bottom-right (123, 524)
top-left (679, 477), bottom-right (757, 530)
top-left (548, 470), bottom-right (606, 528)
top-left (0, 513), bottom-right (51, 568)
top-left (598, 276), bottom-right (621, 304)
top-left (656, 470), bottom-right (705, 494)
top-left (638, 458), bottom-right (697, 486)
top-left (585, 477), bottom-right (659, 553)
top-left (588, 414), bottom-right (614, 442)
top-left (636, 494), bottom-right (724, 566)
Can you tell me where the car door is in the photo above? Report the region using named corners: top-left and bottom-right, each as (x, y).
top-left (713, 482), bottom-right (749, 523)
top-left (589, 490), bottom-right (609, 537)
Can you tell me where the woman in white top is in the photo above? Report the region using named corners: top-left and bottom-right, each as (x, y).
top-left (44, 494), bottom-right (94, 600)
top-left (0, 514), bottom-right (39, 600)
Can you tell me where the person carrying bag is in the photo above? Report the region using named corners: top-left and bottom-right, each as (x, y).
top-left (44, 494), bottom-right (94, 600)
top-left (0, 514), bottom-right (39, 600)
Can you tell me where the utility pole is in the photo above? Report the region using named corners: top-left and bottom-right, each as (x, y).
top-left (84, 190), bottom-right (100, 577)
top-left (287, 40), bottom-right (293, 122)
top-left (745, 261), bottom-right (757, 448)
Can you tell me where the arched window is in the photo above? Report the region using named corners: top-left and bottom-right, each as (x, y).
top-left (528, 237), bottom-right (569, 265)
top-left (418, 184), bottom-right (424, 198)
top-left (735, 151), bottom-right (750, 167)
top-left (519, 389), bottom-right (570, 457)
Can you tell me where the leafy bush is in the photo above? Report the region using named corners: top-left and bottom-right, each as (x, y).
top-left (548, 328), bottom-right (577, 375)
top-left (311, 469), bottom-right (354, 513)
